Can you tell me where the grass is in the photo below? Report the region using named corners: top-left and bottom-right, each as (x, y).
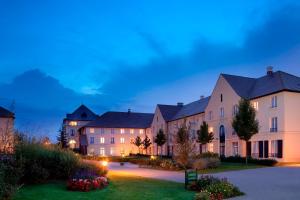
top-left (198, 162), bottom-right (265, 174)
top-left (13, 172), bottom-right (195, 200)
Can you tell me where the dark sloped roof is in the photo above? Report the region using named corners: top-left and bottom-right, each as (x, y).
top-left (157, 104), bottom-right (182, 121)
top-left (171, 97), bottom-right (210, 121)
top-left (85, 111), bottom-right (154, 128)
top-left (65, 104), bottom-right (98, 121)
top-left (222, 71), bottom-right (300, 99)
top-left (0, 106), bottom-right (14, 118)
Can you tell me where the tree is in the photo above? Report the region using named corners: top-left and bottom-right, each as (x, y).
top-left (174, 121), bottom-right (196, 169)
top-left (154, 129), bottom-right (167, 156)
top-left (197, 121), bottom-right (214, 153)
top-left (143, 135), bottom-right (152, 154)
top-left (57, 127), bottom-right (67, 148)
top-left (134, 136), bottom-right (143, 154)
top-left (232, 98), bottom-right (259, 164)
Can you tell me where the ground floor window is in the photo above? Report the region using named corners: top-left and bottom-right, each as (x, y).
top-left (100, 147), bottom-right (105, 156)
top-left (270, 140), bottom-right (283, 158)
top-left (110, 147), bottom-right (114, 155)
top-left (232, 142), bottom-right (238, 156)
top-left (252, 141), bottom-right (259, 158)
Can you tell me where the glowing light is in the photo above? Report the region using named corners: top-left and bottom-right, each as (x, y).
top-left (150, 155), bottom-right (156, 160)
top-left (69, 140), bottom-right (76, 144)
top-left (101, 161), bottom-right (108, 167)
top-left (69, 121), bottom-right (77, 126)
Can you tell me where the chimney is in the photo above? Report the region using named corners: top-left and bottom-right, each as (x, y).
top-left (267, 66), bottom-right (273, 76)
top-left (128, 108), bottom-right (131, 113)
top-left (177, 102), bottom-right (184, 107)
top-left (200, 95), bottom-right (205, 100)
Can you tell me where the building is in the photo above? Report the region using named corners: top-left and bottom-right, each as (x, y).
top-left (205, 67), bottom-right (300, 162)
top-left (0, 106), bottom-right (15, 153)
top-left (63, 104), bottom-right (98, 154)
top-left (82, 110), bottom-right (154, 156)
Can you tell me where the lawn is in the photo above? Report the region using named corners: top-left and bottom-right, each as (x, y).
top-left (198, 162), bottom-right (265, 174)
top-left (13, 172), bottom-right (195, 200)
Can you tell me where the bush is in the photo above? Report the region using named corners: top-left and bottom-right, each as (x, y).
top-left (0, 155), bottom-right (22, 200)
top-left (221, 156), bottom-right (277, 166)
top-left (194, 192), bottom-right (210, 200)
top-left (196, 152), bottom-right (219, 159)
top-left (192, 158), bottom-right (220, 170)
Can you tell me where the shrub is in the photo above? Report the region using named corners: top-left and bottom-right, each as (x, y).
top-left (192, 158), bottom-right (220, 170)
top-left (205, 180), bottom-right (244, 199)
top-left (194, 191), bottom-right (210, 200)
top-left (221, 156), bottom-right (277, 166)
top-left (196, 152), bottom-right (219, 159)
top-left (0, 155), bottom-right (22, 200)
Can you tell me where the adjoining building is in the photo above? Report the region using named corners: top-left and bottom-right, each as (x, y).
top-left (62, 104), bottom-right (98, 154)
top-left (0, 106), bottom-right (15, 153)
top-left (82, 110), bottom-right (154, 156)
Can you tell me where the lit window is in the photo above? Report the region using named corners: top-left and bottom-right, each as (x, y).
top-left (111, 137), bottom-right (115, 144)
top-left (100, 137), bottom-right (105, 144)
top-left (69, 140), bottom-right (76, 149)
top-left (208, 143), bottom-right (214, 152)
top-left (69, 121), bottom-right (77, 126)
top-left (208, 127), bottom-right (214, 133)
top-left (90, 137), bottom-right (94, 144)
top-left (111, 129), bottom-right (115, 134)
top-left (270, 117), bottom-right (278, 132)
top-left (220, 107), bottom-right (224, 118)
top-left (120, 137), bottom-right (125, 144)
top-left (100, 128), bottom-right (105, 134)
top-left (110, 147), bottom-right (114, 155)
top-left (89, 148), bottom-right (94, 155)
top-left (130, 129), bottom-right (134, 134)
top-left (232, 142), bottom-right (238, 155)
top-left (100, 147), bottom-right (105, 156)
top-left (120, 129), bottom-right (125, 134)
top-left (89, 128), bottom-right (95, 134)
top-left (252, 102), bottom-right (259, 111)
top-left (271, 96), bottom-right (278, 108)
top-left (139, 129), bottom-right (144, 134)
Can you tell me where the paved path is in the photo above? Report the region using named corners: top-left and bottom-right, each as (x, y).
top-left (108, 162), bottom-right (300, 200)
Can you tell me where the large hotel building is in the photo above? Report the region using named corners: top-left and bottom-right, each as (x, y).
top-left (62, 67), bottom-right (300, 162)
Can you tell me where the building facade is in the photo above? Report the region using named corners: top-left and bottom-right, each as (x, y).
top-left (0, 106), bottom-right (15, 153)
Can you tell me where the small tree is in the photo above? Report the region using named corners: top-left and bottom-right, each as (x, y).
top-left (57, 127), bottom-right (67, 148)
top-left (154, 129), bottom-right (166, 156)
top-left (143, 135), bottom-right (152, 155)
top-left (174, 121), bottom-right (196, 169)
top-left (232, 98), bottom-right (259, 164)
top-left (197, 121), bottom-right (214, 153)
top-left (134, 136), bottom-right (143, 154)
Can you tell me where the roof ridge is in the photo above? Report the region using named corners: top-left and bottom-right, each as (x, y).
top-left (221, 73), bottom-right (256, 80)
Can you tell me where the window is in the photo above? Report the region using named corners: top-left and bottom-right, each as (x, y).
top-left (209, 111), bottom-right (213, 120)
top-left (120, 137), bottom-right (125, 144)
top-left (70, 129), bottom-right (75, 136)
top-left (252, 141), bottom-right (259, 158)
top-left (220, 107), bottom-right (224, 118)
top-left (100, 147), bottom-right (105, 156)
top-left (90, 137), bottom-right (94, 144)
top-left (111, 128), bottom-right (115, 134)
top-left (232, 142), bottom-right (238, 155)
top-left (156, 116), bottom-right (158, 122)
top-left (100, 128), bottom-right (105, 134)
top-left (221, 94), bottom-right (223, 102)
top-left (69, 121), bottom-right (77, 126)
top-left (120, 129), bottom-right (125, 134)
top-left (130, 129), bottom-right (134, 134)
top-left (139, 129), bottom-right (144, 134)
top-left (270, 140), bottom-right (278, 158)
top-left (110, 137), bottom-right (115, 144)
top-left (110, 147), bottom-right (114, 155)
top-left (271, 96), bottom-right (278, 108)
top-left (253, 102), bottom-right (259, 111)
top-left (89, 128), bottom-right (95, 134)
top-left (69, 139), bottom-right (76, 149)
top-left (100, 137), bottom-right (105, 144)
top-left (233, 105), bottom-right (239, 116)
top-left (270, 117), bottom-right (278, 132)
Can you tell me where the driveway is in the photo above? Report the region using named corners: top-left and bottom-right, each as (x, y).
top-left (108, 162), bottom-right (300, 200)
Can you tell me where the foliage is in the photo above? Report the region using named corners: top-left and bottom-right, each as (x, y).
top-left (221, 156), bottom-right (277, 166)
top-left (134, 136), bottom-right (143, 154)
top-left (142, 135), bottom-right (152, 152)
top-left (232, 99), bottom-right (259, 164)
top-left (154, 129), bottom-right (167, 156)
top-left (195, 152), bottom-right (219, 159)
top-left (197, 121), bottom-right (214, 153)
top-left (57, 127), bottom-right (67, 148)
top-left (174, 122), bottom-right (196, 169)
top-left (0, 155), bottom-right (23, 200)
top-left (192, 158), bottom-right (220, 170)
top-left (194, 192), bottom-right (210, 200)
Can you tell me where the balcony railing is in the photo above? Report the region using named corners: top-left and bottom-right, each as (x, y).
top-left (270, 128), bottom-right (278, 132)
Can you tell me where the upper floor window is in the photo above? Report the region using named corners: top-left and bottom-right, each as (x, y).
top-left (233, 105), bottom-right (239, 116)
top-left (120, 129), bottom-right (125, 134)
top-left (271, 96), bottom-right (278, 108)
top-left (253, 102), bottom-right (259, 111)
top-left (89, 128), bottom-right (95, 134)
top-left (139, 129), bottom-right (144, 134)
top-left (90, 137), bottom-right (94, 144)
top-left (111, 128), bottom-right (115, 134)
top-left (100, 128), bottom-right (105, 134)
top-left (70, 129), bottom-right (75, 137)
top-left (209, 111), bottom-right (213, 120)
top-left (111, 137), bottom-right (115, 144)
top-left (100, 137), bottom-right (105, 144)
top-left (156, 116), bottom-right (158, 122)
top-left (69, 121), bottom-right (77, 126)
top-left (221, 94), bottom-right (223, 102)
top-left (130, 129), bottom-right (134, 134)
top-left (120, 137), bottom-right (125, 144)
top-left (270, 117), bottom-right (278, 132)
top-left (220, 107), bottom-right (224, 118)
top-left (232, 142), bottom-right (239, 155)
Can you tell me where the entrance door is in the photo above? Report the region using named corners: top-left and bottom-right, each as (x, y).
top-left (219, 125), bottom-right (225, 156)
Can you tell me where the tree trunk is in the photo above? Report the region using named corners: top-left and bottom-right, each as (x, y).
top-left (245, 141), bottom-right (248, 165)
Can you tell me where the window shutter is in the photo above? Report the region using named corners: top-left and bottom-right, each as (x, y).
top-left (264, 141), bottom-right (269, 158)
top-left (277, 140), bottom-right (283, 158)
top-left (259, 141), bottom-right (264, 158)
